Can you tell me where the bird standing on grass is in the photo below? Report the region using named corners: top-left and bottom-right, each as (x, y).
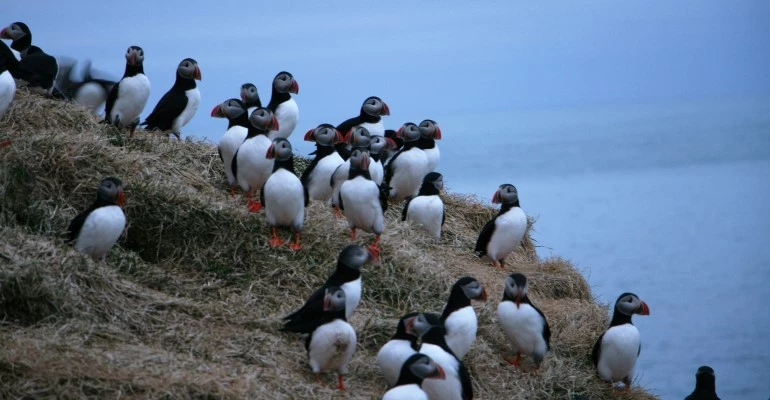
top-left (141, 58), bottom-right (201, 139)
top-left (305, 287), bottom-right (357, 391)
top-left (377, 312), bottom-right (421, 387)
top-left (497, 272), bottom-right (551, 369)
top-left (0, 22), bottom-right (58, 95)
top-left (382, 353), bottom-right (446, 400)
top-left (262, 138), bottom-right (305, 250)
top-left (330, 127), bottom-right (372, 217)
top-left (383, 122), bottom-right (430, 202)
top-left (232, 107), bottom-right (278, 212)
top-left (417, 119), bottom-right (442, 171)
top-left (402, 172), bottom-right (445, 239)
top-left (300, 123), bottom-right (344, 203)
top-left (474, 184), bottom-right (528, 269)
top-left (104, 46), bottom-right (151, 139)
top-left (439, 276), bottom-right (487, 361)
top-left (684, 366), bottom-right (720, 400)
top-left (67, 177), bottom-right (126, 260)
top-left (211, 98), bottom-right (249, 196)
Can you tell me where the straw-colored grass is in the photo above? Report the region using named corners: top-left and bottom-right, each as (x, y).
top-left (0, 90), bottom-right (658, 399)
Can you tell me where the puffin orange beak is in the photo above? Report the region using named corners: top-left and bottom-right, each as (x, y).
top-left (291, 80), bottom-right (299, 94)
top-left (434, 125), bottom-right (442, 140)
top-left (271, 116), bottom-right (279, 131)
top-left (478, 288), bottom-right (488, 302)
top-left (342, 130), bottom-right (352, 143)
top-left (361, 155), bottom-right (371, 170)
top-left (0, 27), bottom-right (10, 39)
top-left (385, 137), bottom-right (397, 149)
top-left (194, 66), bottom-right (202, 80)
top-left (381, 102), bottom-right (390, 116)
top-left (516, 292), bottom-right (522, 308)
top-left (303, 129), bottom-right (315, 141)
top-left (265, 143), bottom-right (276, 159)
top-left (404, 316), bottom-right (417, 336)
top-left (639, 301), bottom-right (650, 316)
top-left (492, 189), bottom-right (501, 204)
top-left (431, 365), bottom-right (447, 380)
top-left (395, 127), bottom-right (404, 139)
top-left (322, 293), bottom-right (331, 311)
top-left (210, 105), bottom-right (223, 118)
top-left (117, 189), bottom-right (126, 207)
top-left (129, 51), bottom-right (136, 66)
top-left (335, 129), bottom-right (344, 143)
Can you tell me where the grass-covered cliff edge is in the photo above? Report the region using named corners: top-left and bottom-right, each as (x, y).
top-left (0, 90), bottom-right (656, 399)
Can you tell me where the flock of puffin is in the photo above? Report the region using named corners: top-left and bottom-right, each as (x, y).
top-left (0, 21), bottom-right (722, 400)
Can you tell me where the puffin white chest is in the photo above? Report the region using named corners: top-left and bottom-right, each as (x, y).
top-left (444, 306), bottom-right (478, 360)
top-left (270, 97), bottom-right (298, 140)
top-left (111, 74), bottom-right (151, 127)
top-left (382, 384), bottom-right (429, 400)
top-left (598, 323), bottom-right (641, 382)
top-left (308, 152), bottom-right (344, 201)
top-left (263, 168), bottom-right (304, 230)
top-left (358, 120), bottom-right (384, 137)
top-left (376, 339), bottom-right (418, 386)
top-left (497, 302), bottom-right (548, 358)
top-left (389, 148), bottom-right (429, 201)
top-left (486, 207), bottom-right (527, 260)
top-left (0, 70), bottom-right (16, 118)
top-left (406, 195), bottom-right (444, 239)
top-left (340, 277), bottom-right (362, 320)
top-left (307, 319), bottom-right (357, 374)
top-left (74, 82), bottom-right (108, 111)
top-left (419, 343), bottom-right (465, 400)
top-left (172, 87), bottom-right (200, 133)
top-left (75, 205), bottom-right (126, 259)
top-left (218, 126), bottom-right (248, 186)
top-left (235, 134), bottom-right (273, 192)
top-left (424, 146), bottom-right (440, 171)
top-left (369, 157), bottom-right (384, 185)
top-left (340, 176), bottom-right (384, 234)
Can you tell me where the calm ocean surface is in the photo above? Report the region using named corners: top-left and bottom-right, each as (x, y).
top-left (438, 97), bottom-right (770, 399)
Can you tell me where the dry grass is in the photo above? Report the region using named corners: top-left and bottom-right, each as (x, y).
top-left (0, 90), bottom-right (658, 399)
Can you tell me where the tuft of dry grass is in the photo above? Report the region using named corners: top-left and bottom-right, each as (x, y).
top-left (0, 91), bottom-right (657, 399)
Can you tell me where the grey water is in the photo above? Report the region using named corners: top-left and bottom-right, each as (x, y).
top-left (438, 96), bottom-right (770, 399)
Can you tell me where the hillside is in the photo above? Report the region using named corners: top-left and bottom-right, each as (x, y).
top-left (0, 90), bottom-right (657, 399)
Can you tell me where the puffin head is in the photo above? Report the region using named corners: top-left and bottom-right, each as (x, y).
top-left (273, 71), bottom-right (299, 94)
top-left (361, 96), bottom-right (389, 117)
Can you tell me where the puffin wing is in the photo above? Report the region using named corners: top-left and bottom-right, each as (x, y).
top-left (591, 331), bottom-right (604, 366)
top-left (19, 48), bottom-right (58, 88)
top-left (533, 303), bottom-right (552, 349)
top-left (335, 116), bottom-right (358, 137)
top-left (459, 361), bottom-right (474, 400)
top-left (401, 197), bottom-right (412, 221)
top-left (104, 80), bottom-right (120, 121)
top-left (142, 89), bottom-right (187, 130)
top-left (474, 218), bottom-right (496, 255)
top-left (66, 207), bottom-right (94, 243)
top-left (281, 287), bottom-right (326, 333)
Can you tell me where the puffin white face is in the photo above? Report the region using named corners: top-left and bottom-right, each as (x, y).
top-left (404, 313), bottom-right (434, 338)
top-left (249, 107), bottom-right (279, 131)
top-left (361, 96), bottom-right (390, 117)
top-left (266, 138), bottom-right (292, 161)
top-left (368, 135), bottom-right (389, 155)
top-left (345, 126), bottom-right (372, 149)
top-left (240, 83), bottom-right (259, 105)
top-left (504, 273), bottom-right (528, 305)
top-left (124, 46), bottom-right (145, 66)
top-left (349, 149), bottom-right (371, 171)
top-left (614, 293), bottom-right (650, 316)
top-left (273, 71), bottom-right (299, 94)
top-left (492, 184), bottom-right (518, 205)
top-left (397, 123), bottom-right (421, 142)
top-left (461, 278), bottom-right (488, 302)
top-left (339, 244), bottom-right (373, 270)
top-left (97, 177), bottom-right (126, 206)
top-left (210, 99), bottom-right (246, 119)
top-left (323, 287), bottom-right (346, 312)
top-left (0, 22), bottom-right (29, 41)
top-left (406, 354), bottom-right (446, 381)
top-left (418, 119), bottom-right (442, 140)
top-left (304, 124), bottom-right (342, 145)
top-left (423, 172), bottom-right (444, 191)
top-left (177, 58), bottom-right (202, 80)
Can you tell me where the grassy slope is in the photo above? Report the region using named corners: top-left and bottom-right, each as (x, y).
top-left (0, 90), bottom-right (657, 399)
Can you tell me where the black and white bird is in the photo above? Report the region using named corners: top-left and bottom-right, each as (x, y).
top-left (262, 138), bottom-right (305, 250)
top-left (383, 123), bottom-right (430, 202)
top-left (282, 244), bottom-right (371, 331)
top-left (336, 96), bottom-right (390, 139)
top-left (402, 172), bottom-right (445, 239)
top-left (330, 127), bottom-right (372, 217)
top-left (417, 119), bottom-right (442, 171)
top-left (211, 98), bottom-right (249, 195)
top-left (368, 134), bottom-right (395, 185)
top-left (406, 313), bottom-right (473, 400)
top-left (382, 353), bottom-right (446, 400)
top-left (685, 366), bottom-right (721, 400)
top-left (232, 107), bottom-right (278, 213)
top-left (266, 71), bottom-right (299, 140)
top-left (300, 123), bottom-right (344, 203)
top-left (377, 312), bottom-right (421, 387)
top-left (304, 286), bottom-right (357, 391)
top-left (497, 273), bottom-right (551, 369)
top-left (383, 128), bottom-right (403, 163)
top-left (141, 58), bottom-right (201, 139)
top-left (0, 50), bottom-right (16, 119)
top-left (0, 22), bottom-right (58, 95)
top-left (339, 149), bottom-right (388, 261)
top-left (104, 46), bottom-right (150, 138)
top-left (66, 177), bottom-right (126, 260)
top-left (592, 292), bottom-right (650, 389)
top-left (474, 184), bottom-right (528, 269)
top-left (240, 82), bottom-right (261, 115)
top-left (439, 277), bottom-right (487, 361)
top-left (55, 57), bottom-right (117, 111)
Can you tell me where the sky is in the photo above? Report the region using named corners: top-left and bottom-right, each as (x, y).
top-left (4, 0), bottom-right (769, 155)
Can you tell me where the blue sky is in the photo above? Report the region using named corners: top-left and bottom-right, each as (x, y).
top-left (5, 1), bottom-right (769, 153)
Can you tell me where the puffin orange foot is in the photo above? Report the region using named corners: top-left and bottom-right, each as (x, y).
top-left (248, 201), bottom-right (263, 213)
top-left (337, 374), bottom-right (346, 391)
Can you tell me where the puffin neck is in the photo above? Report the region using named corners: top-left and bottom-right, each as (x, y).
top-left (417, 182), bottom-right (440, 196)
top-left (348, 165), bottom-right (371, 180)
top-left (609, 309), bottom-right (635, 327)
top-left (393, 367), bottom-right (424, 387)
top-left (171, 73), bottom-right (196, 91)
top-left (123, 63), bottom-right (144, 78)
top-left (502, 291), bottom-right (532, 306)
top-left (358, 111), bottom-right (381, 123)
top-left (416, 136), bottom-right (436, 149)
top-left (314, 144), bottom-right (336, 157)
top-left (694, 374), bottom-right (717, 393)
top-left (272, 155), bottom-right (296, 174)
top-left (498, 200), bottom-right (520, 215)
top-left (228, 113), bottom-right (250, 129)
top-left (10, 35), bottom-right (31, 52)
top-left (402, 141), bottom-right (419, 150)
top-left (440, 286), bottom-right (472, 321)
top-left (421, 325), bottom-right (451, 351)
top-left (334, 262), bottom-right (362, 282)
top-left (245, 126), bottom-right (270, 139)
top-left (267, 89), bottom-right (291, 111)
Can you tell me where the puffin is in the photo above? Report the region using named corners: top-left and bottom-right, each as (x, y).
top-left (329, 127), bottom-right (372, 217)
top-left (592, 292), bottom-right (650, 389)
top-left (300, 123), bottom-right (344, 203)
top-left (104, 46), bottom-right (151, 139)
top-left (368, 134), bottom-right (396, 185)
top-left (383, 123), bottom-right (430, 202)
top-left (336, 96), bottom-right (390, 140)
top-left (406, 313), bottom-right (473, 400)
top-left (66, 177), bottom-right (126, 260)
top-left (262, 138), bottom-right (305, 250)
top-left (497, 273), bottom-right (551, 369)
top-left (266, 71), bottom-right (299, 140)
top-left (240, 82), bottom-right (261, 115)
top-left (305, 286), bottom-right (357, 391)
top-left (55, 57), bottom-right (117, 111)
top-left (684, 366), bottom-right (721, 400)
top-left (0, 51), bottom-right (16, 119)
top-left (439, 276), bottom-right (487, 361)
top-left (382, 353), bottom-right (446, 400)
top-left (210, 98), bottom-right (249, 196)
top-left (232, 107), bottom-right (278, 212)
top-left (0, 22), bottom-right (58, 95)
top-left (282, 244), bottom-right (371, 331)
top-left (417, 119), bottom-right (442, 171)
top-left (339, 149), bottom-right (388, 261)
top-left (382, 128), bottom-right (403, 162)
top-left (474, 184), bottom-right (527, 269)
top-left (141, 58), bottom-right (201, 139)
top-left (376, 312), bottom-right (420, 387)
top-left (402, 172), bottom-right (445, 239)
